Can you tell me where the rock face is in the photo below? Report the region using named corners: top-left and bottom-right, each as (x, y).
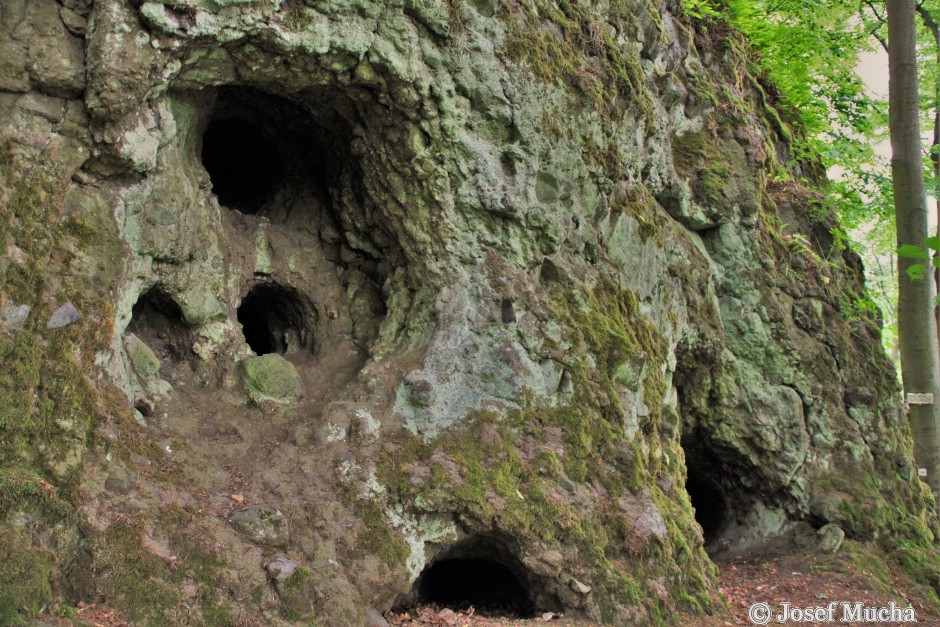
top-left (0, 0), bottom-right (936, 624)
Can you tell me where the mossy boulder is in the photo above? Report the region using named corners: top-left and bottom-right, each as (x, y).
top-left (240, 354), bottom-right (302, 404)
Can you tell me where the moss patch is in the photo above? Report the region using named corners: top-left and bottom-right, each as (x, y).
top-left (501, 0), bottom-right (655, 125)
top-left (83, 508), bottom-right (233, 625)
top-left (0, 528), bottom-right (55, 625)
top-left (0, 146), bottom-right (124, 620)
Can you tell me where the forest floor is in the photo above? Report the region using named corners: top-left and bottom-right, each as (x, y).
top-left (40, 541), bottom-right (940, 626)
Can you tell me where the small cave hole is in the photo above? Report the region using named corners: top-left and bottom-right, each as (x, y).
top-left (201, 117), bottom-right (284, 214)
top-left (501, 298), bottom-right (516, 323)
top-left (237, 283), bottom-right (312, 356)
top-left (416, 557), bottom-right (535, 617)
top-left (127, 287), bottom-right (194, 364)
top-left (686, 474), bottom-right (728, 547)
top-left (394, 536), bottom-right (556, 619)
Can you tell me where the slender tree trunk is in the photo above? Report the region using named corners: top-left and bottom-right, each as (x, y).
top-left (916, 6), bottom-right (940, 341)
top-left (888, 0), bottom-right (940, 500)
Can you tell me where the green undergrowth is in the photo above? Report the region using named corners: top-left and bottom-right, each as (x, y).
top-left (355, 499), bottom-right (410, 568)
top-left (278, 566), bottom-right (320, 622)
top-left (501, 0), bottom-right (655, 125)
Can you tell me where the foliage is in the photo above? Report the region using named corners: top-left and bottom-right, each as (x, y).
top-left (898, 235), bottom-right (940, 285)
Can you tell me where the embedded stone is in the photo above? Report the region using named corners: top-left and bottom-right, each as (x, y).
top-left (265, 554), bottom-right (297, 582)
top-left (2, 304), bottom-right (31, 329)
top-left (816, 523), bottom-right (845, 554)
top-left (125, 332), bottom-right (161, 378)
top-left (47, 302), bottom-right (81, 328)
top-left (230, 506), bottom-right (288, 547)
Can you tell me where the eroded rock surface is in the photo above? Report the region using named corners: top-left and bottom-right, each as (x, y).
top-left (1, 0), bottom-right (936, 624)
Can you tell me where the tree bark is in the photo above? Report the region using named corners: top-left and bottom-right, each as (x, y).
top-left (916, 5), bottom-right (940, 343)
top-left (888, 0), bottom-right (940, 499)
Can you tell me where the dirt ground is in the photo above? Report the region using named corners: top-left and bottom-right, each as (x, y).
top-left (42, 540), bottom-right (940, 626)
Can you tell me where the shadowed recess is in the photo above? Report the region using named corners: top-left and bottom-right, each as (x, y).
top-left (237, 283), bottom-right (312, 356)
top-left (127, 286), bottom-right (194, 364)
top-left (685, 474), bottom-right (728, 546)
top-left (201, 117), bottom-right (284, 214)
top-left (417, 557), bottom-right (535, 617)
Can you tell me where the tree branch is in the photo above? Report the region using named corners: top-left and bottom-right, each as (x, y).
top-left (864, 0), bottom-right (890, 51)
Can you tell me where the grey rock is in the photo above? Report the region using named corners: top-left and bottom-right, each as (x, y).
top-left (47, 302), bottom-right (81, 328)
top-left (570, 578), bottom-right (591, 595)
top-left (230, 506), bottom-right (289, 547)
top-left (2, 304), bottom-right (31, 329)
top-left (104, 469), bottom-right (136, 494)
top-left (58, 6), bottom-right (88, 36)
top-left (265, 554), bottom-right (297, 582)
top-left (635, 503), bottom-right (668, 539)
top-left (816, 523), bottom-right (845, 554)
top-left (125, 333), bottom-right (161, 378)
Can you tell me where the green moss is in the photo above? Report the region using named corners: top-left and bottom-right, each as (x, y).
top-left (84, 509), bottom-right (230, 624)
top-left (355, 500), bottom-right (409, 568)
top-left (501, 0), bottom-right (655, 125)
top-left (0, 528), bottom-right (54, 625)
top-left (0, 147), bottom-right (127, 620)
top-left (282, 6), bottom-right (313, 32)
top-left (278, 567), bottom-right (320, 622)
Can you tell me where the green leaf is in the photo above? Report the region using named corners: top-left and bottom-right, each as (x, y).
top-left (934, 256), bottom-right (940, 269)
top-left (898, 244), bottom-right (929, 259)
top-left (926, 236), bottom-right (940, 252)
top-left (907, 263), bottom-right (927, 280)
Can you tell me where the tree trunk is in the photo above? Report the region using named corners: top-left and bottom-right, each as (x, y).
top-left (888, 0), bottom-right (940, 500)
top-left (916, 5), bottom-right (940, 343)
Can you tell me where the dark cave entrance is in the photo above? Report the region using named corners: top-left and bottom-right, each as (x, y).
top-left (685, 473), bottom-right (728, 545)
top-left (127, 286), bottom-right (194, 365)
top-left (237, 283), bottom-right (313, 356)
top-left (681, 433), bottom-right (732, 550)
top-left (201, 117), bottom-right (284, 214)
top-left (418, 557), bottom-right (534, 617)
top-left (199, 87), bottom-right (348, 225)
top-left (396, 536), bottom-right (557, 619)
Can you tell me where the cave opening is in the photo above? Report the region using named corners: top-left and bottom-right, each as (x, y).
top-left (685, 473), bottom-right (728, 546)
top-left (127, 286), bottom-right (193, 364)
top-left (199, 86), bottom-right (350, 225)
top-left (417, 557), bottom-right (535, 617)
top-left (237, 283), bottom-right (312, 356)
top-left (395, 536), bottom-right (555, 619)
top-left (680, 429), bottom-right (733, 550)
top-left (201, 117), bottom-right (284, 214)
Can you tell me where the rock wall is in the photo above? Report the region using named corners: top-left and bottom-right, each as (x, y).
top-left (1, 0), bottom-right (936, 623)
